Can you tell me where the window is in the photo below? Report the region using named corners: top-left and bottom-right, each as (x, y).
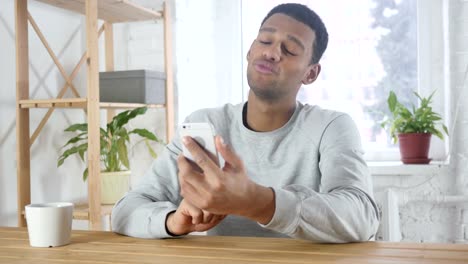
top-left (241, 0), bottom-right (429, 161)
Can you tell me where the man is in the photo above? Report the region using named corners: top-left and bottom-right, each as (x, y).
top-left (112, 3), bottom-right (380, 243)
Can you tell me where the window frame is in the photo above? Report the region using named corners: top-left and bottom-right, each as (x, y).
top-left (240, 0), bottom-right (449, 162)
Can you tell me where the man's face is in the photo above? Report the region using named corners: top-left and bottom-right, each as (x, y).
top-left (246, 13), bottom-right (318, 102)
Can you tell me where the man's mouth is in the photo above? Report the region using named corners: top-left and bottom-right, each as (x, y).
top-left (254, 61), bottom-right (277, 74)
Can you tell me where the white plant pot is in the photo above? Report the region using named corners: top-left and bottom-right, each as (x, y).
top-left (101, 170), bottom-right (131, 204)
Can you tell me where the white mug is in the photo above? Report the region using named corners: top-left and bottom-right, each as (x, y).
top-left (25, 202), bottom-right (74, 247)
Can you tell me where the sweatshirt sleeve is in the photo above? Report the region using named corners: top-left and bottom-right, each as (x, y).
top-left (260, 114), bottom-right (381, 243)
top-left (111, 138), bottom-right (183, 239)
top-left (110, 108), bottom-right (222, 239)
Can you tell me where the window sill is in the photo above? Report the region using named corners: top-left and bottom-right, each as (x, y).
top-left (368, 161), bottom-right (449, 176)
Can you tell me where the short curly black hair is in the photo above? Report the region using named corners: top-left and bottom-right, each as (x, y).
top-left (261, 3), bottom-right (328, 64)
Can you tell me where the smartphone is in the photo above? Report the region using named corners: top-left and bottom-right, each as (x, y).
top-left (179, 122), bottom-right (220, 166)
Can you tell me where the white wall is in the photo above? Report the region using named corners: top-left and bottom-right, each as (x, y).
top-left (174, 0), bottom-right (243, 123)
top-left (0, 0), bottom-right (17, 226)
top-left (1, 0), bottom-right (468, 243)
top-left (122, 0), bottom-right (243, 185)
top-left (449, 0), bottom-right (468, 196)
top-left (0, 0), bottom-right (242, 228)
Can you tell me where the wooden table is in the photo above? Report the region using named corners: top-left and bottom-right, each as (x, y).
top-left (1, 227), bottom-right (468, 263)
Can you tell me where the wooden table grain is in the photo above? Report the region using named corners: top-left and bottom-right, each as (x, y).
top-left (1, 227), bottom-right (467, 263)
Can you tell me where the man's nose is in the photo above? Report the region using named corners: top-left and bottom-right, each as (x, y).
top-left (262, 44), bottom-right (281, 62)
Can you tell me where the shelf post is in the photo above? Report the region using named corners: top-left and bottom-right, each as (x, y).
top-left (104, 22), bottom-right (116, 122)
top-left (86, 0), bottom-right (102, 230)
top-left (15, 0), bottom-right (31, 227)
top-left (163, 1), bottom-right (175, 142)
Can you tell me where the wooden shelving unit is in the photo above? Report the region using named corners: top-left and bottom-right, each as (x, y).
top-left (72, 204), bottom-right (114, 220)
top-left (21, 204), bottom-right (114, 220)
top-left (35, 0), bottom-right (163, 22)
top-left (15, 0), bottom-right (174, 230)
top-left (18, 99), bottom-right (166, 109)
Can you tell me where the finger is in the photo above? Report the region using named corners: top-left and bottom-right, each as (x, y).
top-left (210, 214), bottom-right (226, 224)
top-left (178, 153), bottom-right (207, 185)
top-left (187, 204), bottom-right (203, 225)
top-left (178, 171), bottom-right (206, 204)
top-left (193, 217), bottom-right (223, 232)
top-left (205, 141), bottom-right (220, 167)
top-left (167, 211), bottom-right (190, 235)
top-left (182, 136), bottom-right (220, 176)
top-left (215, 136), bottom-right (243, 171)
top-left (178, 151), bottom-right (204, 173)
top-left (202, 210), bottom-right (214, 223)
top-left (178, 154), bottom-right (205, 174)
top-left (193, 222), bottom-right (219, 232)
top-left (178, 154), bottom-right (204, 181)
top-left (178, 155), bottom-right (212, 202)
top-left (177, 154), bottom-right (192, 174)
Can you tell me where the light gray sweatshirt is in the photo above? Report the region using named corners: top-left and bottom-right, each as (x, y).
top-left (111, 102), bottom-right (380, 242)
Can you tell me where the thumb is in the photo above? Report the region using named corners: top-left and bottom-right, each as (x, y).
top-left (215, 136), bottom-right (242, 171)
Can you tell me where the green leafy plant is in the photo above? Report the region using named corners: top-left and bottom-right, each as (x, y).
top-left (381, 91), bottom-right (448, 143)
top-left (57, 107), bottom-right (162, 181)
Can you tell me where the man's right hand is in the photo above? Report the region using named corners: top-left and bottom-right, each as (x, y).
top-left (165, 199), bottom-right (226, 236)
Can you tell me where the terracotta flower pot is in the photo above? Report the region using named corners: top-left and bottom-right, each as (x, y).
top-left (398, 133), bottom-right (431, 164)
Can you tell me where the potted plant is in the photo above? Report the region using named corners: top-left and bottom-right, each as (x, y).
top-left (381, 91), bottom-right (448, 164)
top-left (57, 107), bottom-right (162, 204)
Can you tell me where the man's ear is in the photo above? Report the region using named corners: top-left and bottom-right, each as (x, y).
top-left (246, 50), bottom-right (251, 60)
top-left (302, 64), bottom-right (321, 85)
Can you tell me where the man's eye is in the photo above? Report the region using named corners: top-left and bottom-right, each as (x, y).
top-left (258, 40), bottom-right (271, 45)
top-left (282, 46), bottom-right (296, 56)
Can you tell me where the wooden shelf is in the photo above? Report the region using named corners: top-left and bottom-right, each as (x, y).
top-left (19, 98), bottom-right (87, 108)
top-left (99, 102), bottom-right (166, 109)
top-left (19, 99), bottom-right (165, 109)
top-left (21, 204), bottom-right (113, 221)
top-left (35, 0), bottom-right (162, 23)
top-left (73, 204), bottom-right (113, 220)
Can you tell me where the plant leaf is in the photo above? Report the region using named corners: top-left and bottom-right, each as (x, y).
top-left (145, 139), bottom-right (158, 159)
top-left (100, 128), bottom-right (108, 140)
top-left (388, 91), bottom-right (397, 113)
top-left (413, 91), bottom-right (423, 101)
top-left (64, 123), bottom-right (88, 132)
top-left (78, 149), bottom-right (85, 161)
top-left (129, 128), bottom-right (160, 142)
top-left (61, 134), bottom-right (87, 149)
top-left (432, 129), bottom-right (444, 140)
top-left (117, 137), bottom-right (129, 169)
top-left (59, 106), bottom-right (161, 177)
top-left (427, 90), bottom-right (436, 103)
top-left (57, 157), bottom-right (65, 167)
top-left (57, 143), bottom-right (88, 167)
top-left (83, 168), bottom-right (89, 182)
top-left (107, 139), bottom-right (119, 172)
top-left (382, 89), bottom-right (448, 141)
top-left (113, 107), bottom-right (148, 131)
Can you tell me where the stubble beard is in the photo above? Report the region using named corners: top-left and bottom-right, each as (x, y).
top-left (247, 70), bottom-right (284, 102)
